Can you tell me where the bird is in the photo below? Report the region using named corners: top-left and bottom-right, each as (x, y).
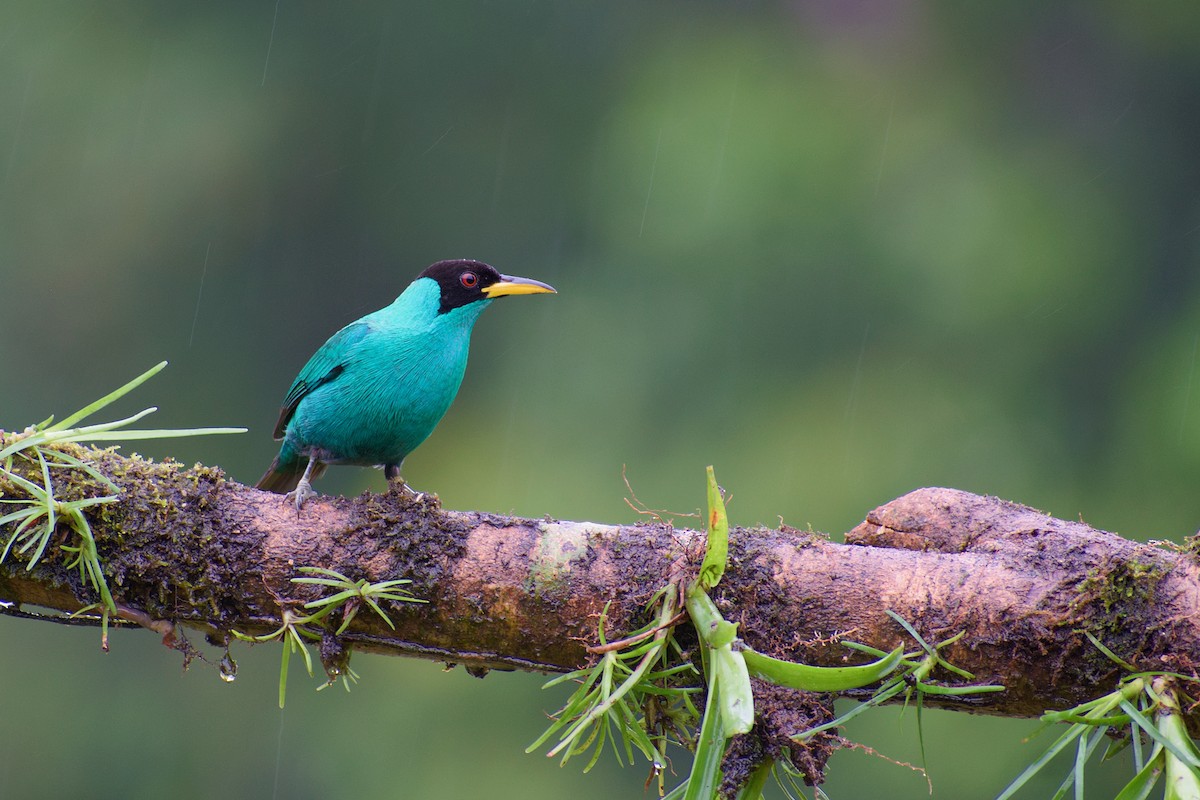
top-left (256, 259), bottom-right (556, 509)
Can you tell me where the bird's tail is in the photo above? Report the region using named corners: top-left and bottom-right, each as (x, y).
top-left (256, 453), bottom-right (326, 494)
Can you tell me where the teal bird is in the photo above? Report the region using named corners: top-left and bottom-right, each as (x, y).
top-left (256, 259), bottom-right (556, 508)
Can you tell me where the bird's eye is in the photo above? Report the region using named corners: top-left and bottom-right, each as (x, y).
top-left (460, 272), bottom-right (478, 289)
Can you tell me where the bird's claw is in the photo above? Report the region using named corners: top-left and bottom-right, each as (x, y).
top-left (386, 476), bottom-right (425, 503)
top-left (285, 478), bottom-right (319, 512)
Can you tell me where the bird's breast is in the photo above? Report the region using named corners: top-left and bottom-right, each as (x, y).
top-left (285, 326), bottom-right (472, 466)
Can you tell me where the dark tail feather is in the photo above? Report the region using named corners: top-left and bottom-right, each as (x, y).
top-left (256, 455), bottom-right (326, 494)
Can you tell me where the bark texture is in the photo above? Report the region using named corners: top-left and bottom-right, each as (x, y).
top-left (2, 444), bottom-right (1198, 722)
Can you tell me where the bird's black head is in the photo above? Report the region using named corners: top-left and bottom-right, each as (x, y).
top-left (419, 260), bottom-right (501, 314)
top-left (418, 259), bottom-right (556, 314)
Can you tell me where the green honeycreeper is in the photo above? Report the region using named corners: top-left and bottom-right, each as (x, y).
top-left (256, 259), bottom-right (556, 508)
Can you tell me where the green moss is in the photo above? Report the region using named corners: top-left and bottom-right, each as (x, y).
top-left (1081, 558), bottom-right (1165, 614)
top-left (1180, 533), bottom-right (1200, 560)
top-left (1072, 556), bottom-right (1168, 661)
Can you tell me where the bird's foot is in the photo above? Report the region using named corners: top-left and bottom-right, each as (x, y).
top-left (285, 478), bottom-right (319, 512)
top-left (386, 476), bottom-right (427, 503)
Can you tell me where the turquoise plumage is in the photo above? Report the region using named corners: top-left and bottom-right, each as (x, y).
top-left (256, 259), bottom-right (555, 507)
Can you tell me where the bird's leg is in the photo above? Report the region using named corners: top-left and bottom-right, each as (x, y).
top-left (384, 463), bottom-right (424, 501)
top-left (284, 455), bottom-right (321, 511)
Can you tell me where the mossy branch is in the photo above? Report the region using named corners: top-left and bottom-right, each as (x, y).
top-left (5, 368), bottom-right (1196, 797)
top-left (1, 447), bottom-right (1196, 724)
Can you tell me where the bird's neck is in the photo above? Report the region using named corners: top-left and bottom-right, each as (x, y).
top-left (378, 278), bottom-right (491, 334)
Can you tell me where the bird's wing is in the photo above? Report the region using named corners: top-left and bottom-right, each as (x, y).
top-left (272, 321), bottom-right (372, 440)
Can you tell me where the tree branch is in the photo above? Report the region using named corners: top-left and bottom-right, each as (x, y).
top-left (2, 444), bottom-right (1197, 722)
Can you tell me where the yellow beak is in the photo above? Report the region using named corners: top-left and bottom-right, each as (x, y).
top-left (482, 274), bottom-right (557, 298)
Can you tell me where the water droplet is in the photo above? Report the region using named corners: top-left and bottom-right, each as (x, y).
top-left (219, 651), bottom-right (237, 683)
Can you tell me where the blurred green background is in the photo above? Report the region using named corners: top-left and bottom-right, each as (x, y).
top-left (3, 2), bottom-right (1200, 798)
